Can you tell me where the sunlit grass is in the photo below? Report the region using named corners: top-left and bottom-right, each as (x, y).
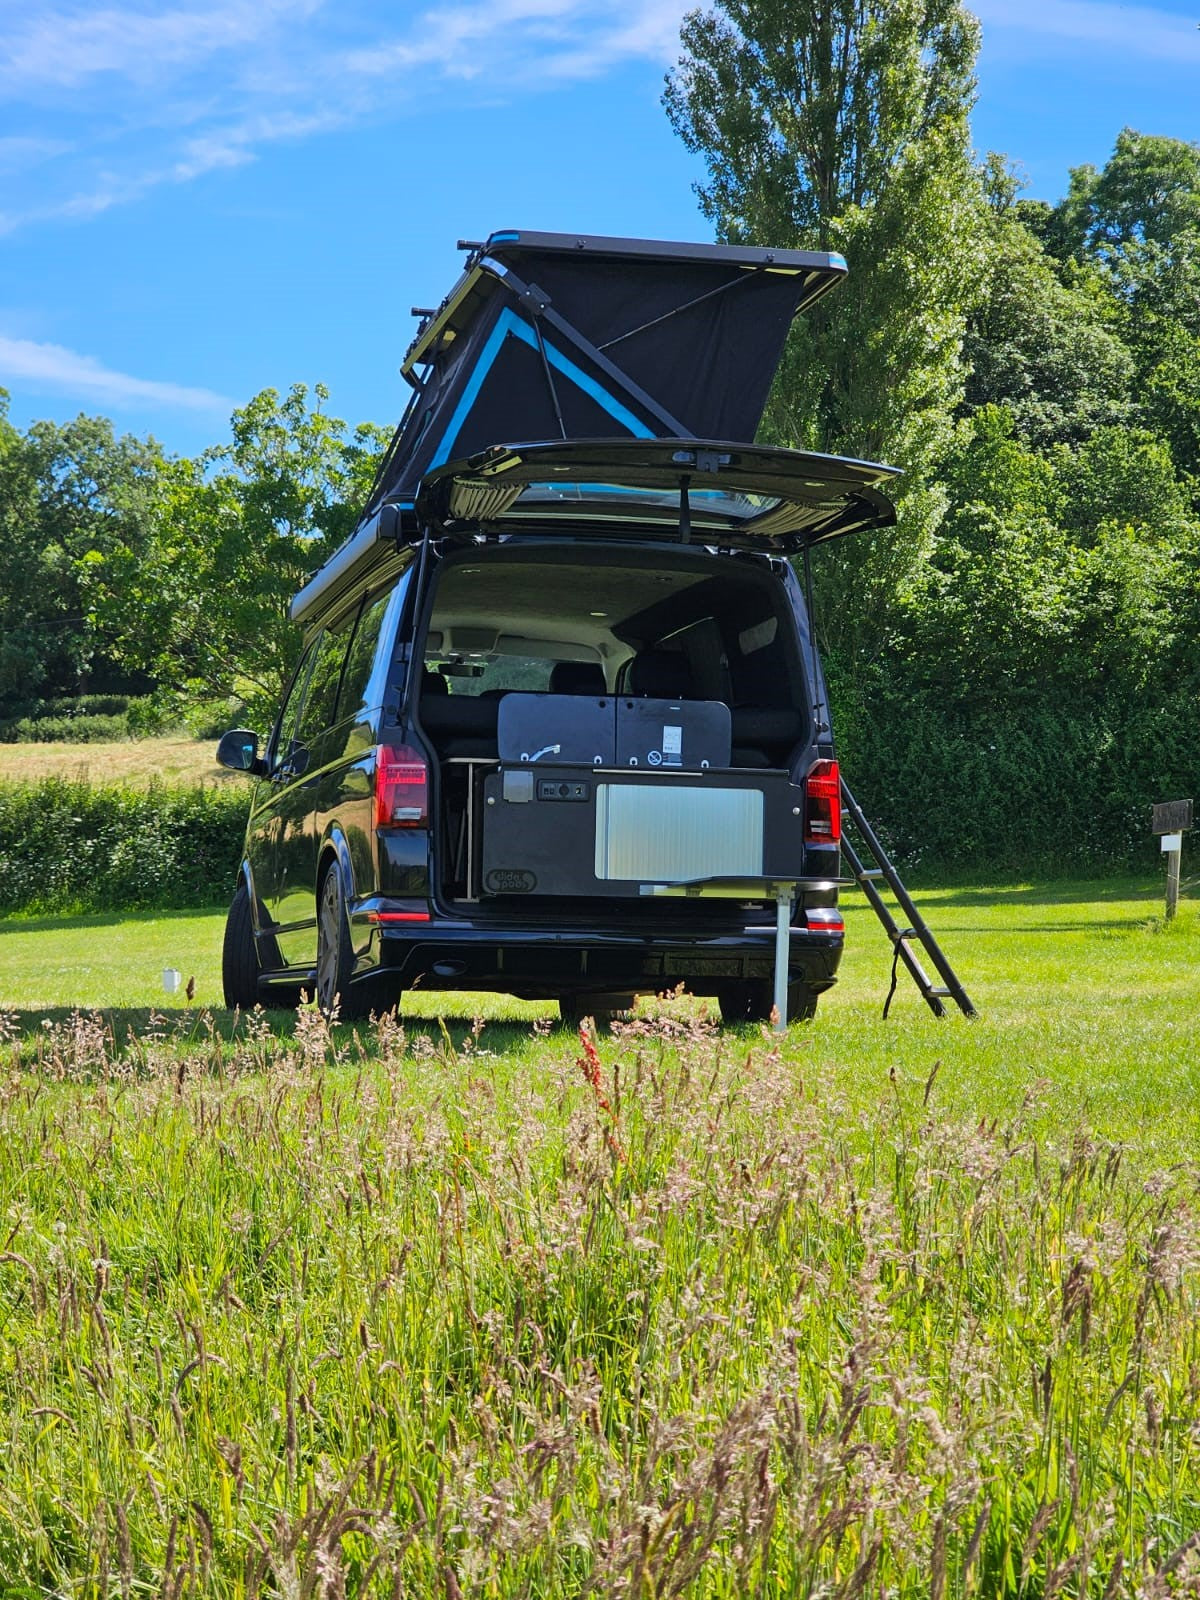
top-left (0, 735), bottom-right (235, 789)
top-left (0, 877), bottom-right (1196, 1592)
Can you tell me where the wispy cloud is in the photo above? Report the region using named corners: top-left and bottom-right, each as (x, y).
top-left (0, 335), bottom-right (232, 412)
top-left (341, 0), bottom-right (687, 81)
top-left (0, 0), bottom-right (322, 91)
top-left (0, 0), bottom-right (691, 237)
top-left (974, 0), bottom-right (1200, 63)
top-left (0, 135), bottom-right (73, 174)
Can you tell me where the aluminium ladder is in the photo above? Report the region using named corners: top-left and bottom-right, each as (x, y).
top-left (839, 778), bottom-right (977, 1019)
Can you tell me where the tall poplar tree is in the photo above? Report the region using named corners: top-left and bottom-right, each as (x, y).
top-left (664, 0), bottom-right (988, 657)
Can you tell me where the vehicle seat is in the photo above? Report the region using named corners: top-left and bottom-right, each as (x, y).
top-left (730, 707), bottom-right (805, 768)
top-left (418, 672), bottom-right (500, 759)
top-left (549, 661), bottom-right (607, 696)
top-left (626, 649), bottom-right (694, 699)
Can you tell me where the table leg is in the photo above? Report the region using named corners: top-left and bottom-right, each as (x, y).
top-left (773, 888), bottom-right (790, 1031)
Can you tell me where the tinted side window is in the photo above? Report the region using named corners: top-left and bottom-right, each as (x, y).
top-left (362, 568), bottom-right (414, 721)
top-left (270, 644), bottom-right (316, 771)
top-left (295, 613), bottom-right (356, 748)
top-left (337, 585), bottom-right (395, 725)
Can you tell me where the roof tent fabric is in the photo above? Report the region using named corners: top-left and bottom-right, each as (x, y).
top-left (367, 230), bottom-right (847, 512)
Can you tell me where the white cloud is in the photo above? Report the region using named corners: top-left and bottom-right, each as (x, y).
top-left (0, 106), bottom-right (351, 235)
top-left (0, 0), bottom-right (691, 237)
top-left (0, 335), bottom-right (232, 412)
top-left (974, 0), bottom-right (1200, 62)
top-left (170, 108), bottom-right (346, 180)
top-left (0, 135), bottom-right (72, 174)
top-left (342, 0), bottom-right (688, 81)
top-left (0, 0), bottom-right (322, 91)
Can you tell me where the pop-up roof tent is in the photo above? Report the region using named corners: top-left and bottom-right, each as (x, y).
top-left (293, 229), bottom-right (899, 624)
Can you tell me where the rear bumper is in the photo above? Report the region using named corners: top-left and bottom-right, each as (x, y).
top-left (365, 916), bottom-right (843, 1001)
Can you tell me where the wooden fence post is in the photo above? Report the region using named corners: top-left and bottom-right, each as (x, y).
top-left (1151, 800), bottom-right (1193, 923)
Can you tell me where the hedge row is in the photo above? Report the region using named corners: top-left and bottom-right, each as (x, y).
top-left (0, 779), bottom-right (247, 915)
top-left (0, 694), bottom-right (244, 744)
top-left (835, 681), bottom-right (1199, 876)
top-left (1, 714), bottom-right (133, 744)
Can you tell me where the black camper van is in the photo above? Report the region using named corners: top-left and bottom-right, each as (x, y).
top-left (216, 230), bottom-right (899, 1023)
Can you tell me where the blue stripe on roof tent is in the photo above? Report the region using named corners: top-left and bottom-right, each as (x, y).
top-left (426, 307), bottom-right (655, 474)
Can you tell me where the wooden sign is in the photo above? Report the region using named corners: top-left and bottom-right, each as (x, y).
top-left (1152, 799), bottom-right (1193, 835)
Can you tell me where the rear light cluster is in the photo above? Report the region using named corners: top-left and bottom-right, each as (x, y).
top-left (805, 906), bottom-right (845, 935)
top-left (804, 758), bottom-right (841, 846)
top-left (375, 744), bottom-right (428, 828)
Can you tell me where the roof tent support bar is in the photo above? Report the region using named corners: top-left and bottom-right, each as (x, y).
top-left (531, 316), bottom-right (568, 441)
top-left (398, 525), bottom-right (434, 723)
top-left (597, 266), bottom-right (770, 353)
top-left (401, 263), bottom-right (490, 380)
top-left (495, 264), bottom-right (693, 439)
top-left (364, 383), bottom-right (426, 518)
top-left (802, 544), bottom-right (829, 736)
top-left (679, 475), bottom-right (692, 544)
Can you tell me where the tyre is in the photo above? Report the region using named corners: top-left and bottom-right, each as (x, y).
top-left (222, 882), bottom-right (260, 1010)
top-left (315, 863), bottom-right (370, 1021)
top-left (558, 992), bottom-right (636, 1029)
top-left (717, 979), bottom-right (818, 1026)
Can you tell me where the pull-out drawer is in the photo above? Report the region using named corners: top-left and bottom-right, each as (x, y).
top-left (479, 765), bottom-right (806, 899)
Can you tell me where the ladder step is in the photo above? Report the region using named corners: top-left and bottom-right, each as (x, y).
top-left (842, 775), bottom-right (977, 1021)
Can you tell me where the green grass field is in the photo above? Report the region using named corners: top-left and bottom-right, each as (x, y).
top-left (0, 735), bottom-right (233, 788)
top-left (1, 877), bottom-right (1194, 1149)
top-left (0, 878), bottom-right (1196, 1594)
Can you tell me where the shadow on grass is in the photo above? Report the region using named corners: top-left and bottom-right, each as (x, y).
top-left (0, 906), bottom-right (226, 936)
top-left (927, 915), bottom-right (1155, 935)
top-left (909, 879), bottom-right (1162, 909)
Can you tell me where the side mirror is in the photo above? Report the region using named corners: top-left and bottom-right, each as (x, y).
top-left (216, 729), bottom-right (266, 776)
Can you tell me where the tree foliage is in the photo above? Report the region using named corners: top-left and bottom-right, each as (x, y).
top-left (0, 393), bottom-right (165, 707)
top-left (962, 212), bottom-right (1132, 449)
top-left (79, 384), bottom-right (388, 722)
top-left (664, 0), bottom-right (989, 657)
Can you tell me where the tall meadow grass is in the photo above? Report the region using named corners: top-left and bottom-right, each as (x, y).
top-left (0, 999), bottom-right (1198, 1595)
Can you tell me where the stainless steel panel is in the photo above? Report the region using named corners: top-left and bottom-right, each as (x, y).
top-left (595, 784), bottom-right (764, 881)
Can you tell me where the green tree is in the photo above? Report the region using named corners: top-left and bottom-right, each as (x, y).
top-left (1045, 130), bottom-right (1200, 478)
top-left (961, 209), bottom-right (1132, 449)
top-left (0, 394), bottom-right (166, 709)
top-left (82, 384), bottom-right (389, 722)
top-left (897, 406), bottom-right (1074, 692)
top-left (663, 0), bottom-right (989, 657)
top-left (1056, 425), bottom-right (1193, 543)
top-left (1054, 128), bottom-right (1200, 261)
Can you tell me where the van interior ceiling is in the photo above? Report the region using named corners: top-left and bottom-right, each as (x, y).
top-left (414, 546), bottom-right (811, 904)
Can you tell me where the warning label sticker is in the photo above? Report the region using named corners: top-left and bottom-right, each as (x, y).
top-left (662, 725), bottom-right (682, 764)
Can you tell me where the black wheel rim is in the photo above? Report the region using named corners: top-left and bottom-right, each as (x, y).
top-left (316, 871), bottom-right (341, 1013)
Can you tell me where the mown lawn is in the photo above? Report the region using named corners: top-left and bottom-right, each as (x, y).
top-left (0, 878), bottom-right (1196, 1594)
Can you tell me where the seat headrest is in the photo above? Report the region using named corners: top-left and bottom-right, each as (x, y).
top-left (549, 661), bottom-right (607, 696)
top-left (421, 668), bottom-right (449, 696)
top-left (626, 649), bottom-right (693, 699)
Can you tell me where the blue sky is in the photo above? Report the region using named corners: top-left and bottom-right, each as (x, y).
top-left (1, 0), bottom-right (1199, 459)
